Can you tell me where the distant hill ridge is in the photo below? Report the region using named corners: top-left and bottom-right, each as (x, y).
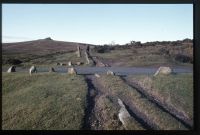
top-left (2, 37), bottom-right (94, 55)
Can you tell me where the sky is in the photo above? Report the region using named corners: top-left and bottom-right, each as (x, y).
top-left (2, 4), bottom-right (193, 45)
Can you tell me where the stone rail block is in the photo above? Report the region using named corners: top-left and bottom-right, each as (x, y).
top-left (7, 66), bottom-right (16, 73)
top-left (29, 66), bottom-right (37, 75)
top-left (118, 98), bottom-right (131, 129)
top-left (154, 66), bottom-right (173, 76)
top-left (94, 73), bottom-right (100, 78)
top-left (68, 67), bottom-right (77, 75)
top-left (68, 61), bottom-right (72, 66)
top-left (49, 67), bottom-right (55, 72)
top-left (107, 70), bottom-right (115, 75)
top-left (76, 45), bottom-right (81, 57)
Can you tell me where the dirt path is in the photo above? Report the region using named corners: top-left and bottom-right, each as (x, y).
top-left (83, 74), bottom-right (153, 130)
top-left (98, 75), bottom-right (191, 130)
top-left (82, 75), bottom-right (99, 129)
top-left (82, 48), bottom-right (191, 130)
top-left (83, 74), bottom-right (158, 130)
top-left (89, 48), bottom-right (108, 67)
top-left (120, 76), bottom-right (193, 129)
top-left (82, 75), bottom-right (125, 130)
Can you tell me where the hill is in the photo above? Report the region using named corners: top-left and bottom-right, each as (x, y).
top-left (91, 39), bottom-right (193, 67)
top-left (2, 38), bottom-right (193, 67)
top-left (2, 38), bottom-right (94, 55)
top-left (2, 38), bottom-right (94, 66)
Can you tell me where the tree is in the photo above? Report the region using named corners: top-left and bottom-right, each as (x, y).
top-left (110, 41), bottom-right (116, 46)
top-left (130, 41), bottom-right (142, 46)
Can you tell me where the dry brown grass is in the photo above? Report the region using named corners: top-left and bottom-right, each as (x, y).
top-left (130, 74), bottom-right (193, 121)
top-left (98, 75), bottom-right (189, 130)
top-left (91, 43), bottom-right (193, 67)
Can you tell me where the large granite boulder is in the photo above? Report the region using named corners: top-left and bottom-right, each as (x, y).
top-left (7, 66), bottom-right (16, 73)
top-left (107, 70), bottom-right (115, 75)
top-left (29, 66), bottom-right (37, 75)
top-left (154, 66), bottom-right (173, 76)
top-left (49, 67), bottom-right (55, 72)
top-left (68, 61), bottom-right (72, 66)
top-left (68, 67), bottom-right (77, 75)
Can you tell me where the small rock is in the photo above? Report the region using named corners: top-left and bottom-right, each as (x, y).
top-left (118, 98), bottom-right (131, 129)
top-left (7, 66), bottom-right (16, 73)
top-left (29, 66), bottom-right (37, 75)
top-left (49, 67), bottom-right (55, 72)
top-left (154, 66), bottom-right (173, 76)
top-left (107, 70), bottom-right (115, 75)
top-left (68, 61), bottom-right (72, 66)
top-left (68, 67), bottom-right (77, 74)
top-left (76, 62), bottom-right (82, 65)
top-left (95, 73), bottom-right (100, 78)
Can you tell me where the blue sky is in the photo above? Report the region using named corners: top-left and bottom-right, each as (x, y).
top-left (2, 4), bottom-right (193, 45)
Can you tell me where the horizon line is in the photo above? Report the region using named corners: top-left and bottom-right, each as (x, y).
top-left (2, 37), bottom-right (193, 45)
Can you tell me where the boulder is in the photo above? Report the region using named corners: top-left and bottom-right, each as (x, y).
top-left (85, 52), bottom-right (90, 64)
top-left (49, 67), bottom-right (55, 72)
top-left (118, 98), bottom-right (131, 129)
top-left (98, 62), bottom-right (105, 67)
top-left (76, 45), bottom-right (81, 57)
top-left (29, 66), bottom-right (37, 75)
top-left (7, 66), bottom-right (16, 73)
top-left (68, 61), bottom-right (72, 66)
top-left (94, 73), bottom-right (100, 78)
top-left (76, 62), bottom-right (81, 65)
top-left (105, 64), bottom-right (110, 67)
top-left (107, 70), bottom-right (115, 75)
top-left (68, 67), bottom-right (77, 74)
top-left (154, 66), bottom-right (173, 76)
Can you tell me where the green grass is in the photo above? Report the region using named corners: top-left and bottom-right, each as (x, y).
top-left (99, 75), bottom-right (188, 130)
top-left (92, 49), bottom-right (170, 67)
top-left (30, 52), bottom-right (84, 65)
top-left (153, 74), bottom-right (193, 120)
top-left (2, 72), bottom-right (88, 130)
top-left (91, 45), bottom-right (193, 67)
top-left (3, 51), bottom-right (87, 67)
top-left (130, 73), bottom-right (193, 120)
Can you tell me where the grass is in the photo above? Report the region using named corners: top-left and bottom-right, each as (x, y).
top-left (98, 75), bottom-right (188, 130)
top-left (2, 72), bottom-right (88, 130)
top-left (129, 73), bottom-right (193, 121)
top-left (92, 49), bottom-right (170, 67)
top-left (3, 40), bottom-right (193, 68)
top-left (3, 51), bottom-right (87, 67)
top-left (91, 44), bottom-right (193, 67)
top-left (2, 50), bottom-right (95, 71)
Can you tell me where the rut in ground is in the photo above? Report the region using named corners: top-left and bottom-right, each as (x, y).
top-left (83, 75), bottom-right (157, 130)
top-left (83, 75), bottom-right (125, 130)
top-left (98, 75), bottom-right (190, 130)
top-left (82, 75), bottom-right (149, 130)
top-left (84, 51), bottom-right (189, 130)
top-left (120, 76), bottom-right (193, 129)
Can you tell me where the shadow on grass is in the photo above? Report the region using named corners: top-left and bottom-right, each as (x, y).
top-left (82, 76), bottom-right (97, 130)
